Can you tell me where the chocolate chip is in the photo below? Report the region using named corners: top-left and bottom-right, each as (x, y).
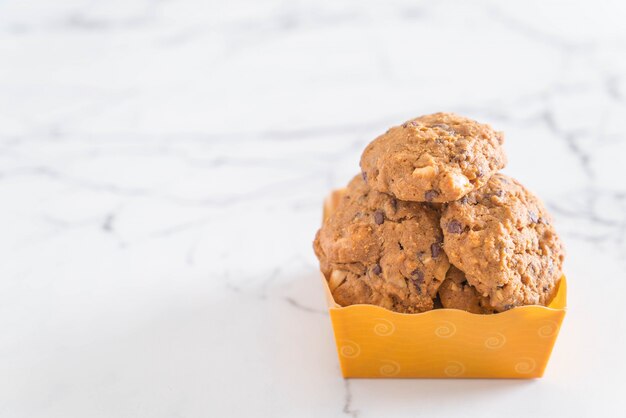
top-left (447, 220), bottom-right (463, 234)
top-left (430, 243), bottom-right (441, 258)
top-left (424, 189), bottom-right (439, 202)
top-left (411, 269), bottom-right (424, 293)
top-left (528, 210), bottom-right (539, 223)
top-left (372, 264), bottom-right (382, 275)
top-left (432, 123), bottom-right (455, 134)
top-left (390, 198), bottom-right (398, 212)
top-left (543, 286), bottom-right (549, 292)
top-left (494, 190), bottom-right (504, 197)
top-left (476, 169), bottom-right (484, 178)
top-left (361, 171), bottom-right (367, 182)
top-left (374, 211), bottom-right (384, 225)
top-left (398, 242), bottom-right (404, 251)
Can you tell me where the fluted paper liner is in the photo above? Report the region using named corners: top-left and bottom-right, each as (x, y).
top-left (321, 189), bottom-right (567, 378)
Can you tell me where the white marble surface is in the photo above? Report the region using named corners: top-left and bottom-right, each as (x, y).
top-left (1, 0), bottom-right (626, 416)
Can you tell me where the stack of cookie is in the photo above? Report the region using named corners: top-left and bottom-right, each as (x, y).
top-left (314, 113), bottom-right (565, 314)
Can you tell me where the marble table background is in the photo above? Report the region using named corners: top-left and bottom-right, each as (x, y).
top-left (1, 0), bottom-right (626, 416)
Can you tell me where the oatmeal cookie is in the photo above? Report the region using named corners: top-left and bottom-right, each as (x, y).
top-left (360, 112), bottom-right (506, 202)
top-left (440, 173), bottom-right (565, 312)
top-left (313, 175), bottom-right (450, 313)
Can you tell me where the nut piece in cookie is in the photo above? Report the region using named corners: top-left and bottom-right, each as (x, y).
top-left (440, 173), bottom-right (565, 312)
top-left (360, 112), bottom-right (506, 202)
top-left (313, 175), bottom-right (450, 313)
top-left (438, 266), bottom-right (495, 314)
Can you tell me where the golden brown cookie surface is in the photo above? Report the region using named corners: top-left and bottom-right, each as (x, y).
top-left (438, 266), bottom-right (495, 314)
top-left (313, 175), bottom-right (450, 313)
top-left (440, 173), bottom-right (565, 312)
top-left (360, 113), bottom-right (506, 203)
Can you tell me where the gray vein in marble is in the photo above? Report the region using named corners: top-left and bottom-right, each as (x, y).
top-left (36, 211), bottom-right (128, 249)
top-left (283, 297), bottom-right (327, 315)
top-left (215, 8), bottom-right (362, 59)
top-left (224, 281), bottom-right (327, 316)
top-left (62, 12), bottom-right (150, 31)
top-left (40, 214), bottom-right (96, 230)
top-left (0, 164), bottom-right (322, 210)
top-left (540, 111), bottom-right (594, 179)
top-left (397, 5), bottom-right (424, 20)
top-left (259, 267), bottom-right (281, 299)
top-left (149, 218), bottom-right (212, 239)
top-left (102, 213), bottom-right (115, 233)
top-left (545, 189), bottom-right (626, 260)
top-left (3, 166), bottom-right (152, 197)
top-left (564, 231), bottom-right (612, 244)
top-left (197, 119), bottom-right (394, 143)
top-left (485, 4), bottom-right (597, 52)
top-left (606, 75), bottom-right (626, 102)
top-left (547, 191), bottom-right (622, 227)
top-left (162, 5), bottom-right (361, 49)
top-left (343, 379), bottom-right (359, 418)
top-left (1, 0), bottom-right (163, 33)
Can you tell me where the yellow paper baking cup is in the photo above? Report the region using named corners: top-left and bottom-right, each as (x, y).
top-left (320, 189), bottom-right (567, 379)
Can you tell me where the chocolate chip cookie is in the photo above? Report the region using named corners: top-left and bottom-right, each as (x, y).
top-left (440, 173), bottom-right (565, 312)
top-left (313, 175), bottom-right (450, 313)
top-left (360, 113), bottom-right (507, 203)
top-left (438, 266), bottom-right (495, 314)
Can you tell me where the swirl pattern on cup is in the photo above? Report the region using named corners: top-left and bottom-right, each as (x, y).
top-left (379, 360), bottom-right (401, 376)
top-left (434, 321), bottom-right (457, 338)
top-left (514, 358), bottom-right (536, 374)
top-left (538, 320), bottom-right (559, 338)
top-left (339, 340), bottom-right (361, 358)
top-left (373, 318), bottom-right (396, 336)
top-left (484, 333), bottom-right (506, 349)
top-left (444, 361), bottom-right (466, 377)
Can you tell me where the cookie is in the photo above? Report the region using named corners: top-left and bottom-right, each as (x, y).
top-left (438, 266), bottom-right (495, 314)
top-left (360, 112), bottom-right (507, 203)
top-left (440, 173), bottom-right (565, 312)
top-left (313, 175), bottom-right (450, 313)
